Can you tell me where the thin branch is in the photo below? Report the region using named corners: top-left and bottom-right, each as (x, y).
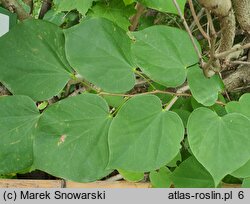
top-left (22, 0), bottom-right (33, 14)
top-left (190, 8), bottom-right (205, 31)
top-left (105, 174), bottom-right (123, 181)
top-left (1, 0), bottom-right (30, 20)
top-left (129, 3), bottom-right (145, 31)
top-left (164, 85), bottom-right (190, 111)
top-left (99, 90), bottom-right (191, 98)
top-left (203, 9), bottom-right (218, 76)
top-left (99, 89), bottom-right (225, 106)
top-left (230, 61), bottom-right (250, 65)
top-left (206, 9), bottom-right (217, 41)
top-left (172, 0), bottom-right (203, 65)
top-left (215, 42), bottom-right (250, 59)
top-left (188, 0), bottom-right (209, 40)
top-left (134, 70), bottom-right (156, 90)
top-left (38, 0), bottom-right (52, 19)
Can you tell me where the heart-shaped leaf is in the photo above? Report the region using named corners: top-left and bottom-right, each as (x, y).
top-left (226, 93), bottom-right (250, 178)
top-left (170, 156), bottom-right (214, 187)
top-left (226, 93), bottom-right (250, 119)
top-left (54, 0), bottom-right (99, 15)
top-left (108, 95), bottom-right (184, 171)
top-left (131, 25), bottom-right (199, 87)
top-left (33, 94), bottom-right (112, 182)
top-left (0, 96), bottom-right (40, 174)
top-left (149, 167), bottom-right (172, 188)
top-left (242, 178), bottom-right (250, 187)
top-left (138, 0), bottom-right (187, 15)
top-left (64, 18), bottom-right (135, 93)
top-left (0, 19), bottom-right (72, 101)
top-left (187, 65), bottom-right (223, 106)
top-left (167, 152), bottom-right (182, 167)
top-left (187, 107), bottom-right (250, 186)
top-left (231, 160), bottom-right (250, 178)
top-left (123, 0), bottom-right (135, 6)
top-left (89, 0), bottom-right (135, 30)
top-left (118, 169), bottom-right (144, 182)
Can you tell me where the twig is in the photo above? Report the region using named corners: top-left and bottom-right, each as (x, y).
top-left (105, 174), bottom-right (123, 181)
top-left (38, 0), bottom-right (52, 19)
top-left (99, 89), bottom-right (225, 106)
top-left (99, 90), bottom-right (191, 98)
top-left (203, 10), bottom-right (218, 76)
top-left (164, 85), bottom-right (190, 111)
top-left (68, 87), bottom-right (85, 97)
top-left (188, 0), bottom-right (209, 40)
top-left (215, 43), bottom-right (250, 59)
top-left (129, 3), bottom-right (145, 31)
top-left (172, 0), bottom-right (203, 64)
top-left (190, 8), bottom-right (205, 31)
top-left (0, 0), bottom-right (30, 20)
top-left (134, 70), bottom-right (156, 90)
top-left (22, 0), bottom-right (33, 14)
top-left (230, 61), bottom-right (250, 65)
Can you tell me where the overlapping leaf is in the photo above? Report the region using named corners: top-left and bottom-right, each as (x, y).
top-left (138, 0), bottom-right (187, 15)
top-left (33, 94), bottom-right (112, 182)
top-left (226, 93), bottom-right (250, 119)
top-left (231, 161), bottom-right (250, 178)
top-left (65, 18), bottom-right (135, 93)
top-left (187, 65), bottom-right (223, 106)
top-left (170, 156), bottom-right (214, 187)
top-left (0, 19), bottom-right (72, 101)
top-left (54, 0), bottom-right (98, 15)
top-left (242, 178), bottom-right (250, 187)
top-left (89, 0), bottom-right (135, 30)
top-left (108, 95), bottom-right (184, 171)
top-left (226, 93), bottom-right (250, 178)
top-left (187, 108), bottom-right (250, 186)
top-left (149, 167), bottom-right (172, 188)
top-left (0, 96), bottom-right (40, 174)
top-left (131, 25), bottom-right (199, 87)
top-left (118, 169), bottom-right (144, 182)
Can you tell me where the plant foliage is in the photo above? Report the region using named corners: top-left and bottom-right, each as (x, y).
top-left (0, 0), bottom-right (250, 187)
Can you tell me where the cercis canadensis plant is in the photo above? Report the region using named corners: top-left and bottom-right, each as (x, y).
top-left (0, 0), bottom-right (250, 188)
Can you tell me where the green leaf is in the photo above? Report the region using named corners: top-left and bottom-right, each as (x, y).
top-left (242, 178), bottom-right (250, 187)
top-left (167, 152), bottom-right (182, 167)
top-left (0, 19), bottom-right (72, 101)
top-left (131, 25), bottom-right (199, 87)
top-left (89, 0), bottom-right (136, 30)
top-left (37, 101), bottom-right (48, 110)
top-left (187, 107), bottom-right (250, 186)
top-left (102, 95), bottom-right (126, 108)
top-left (231, 160), bottom-right (250, 178)
top-left (149, 167), bottom-right (172, 188)
top-left (54, 0), bottom-right (98, 15)
top-left (43, 10), bottom-right (66, 26)
top-left (172, 109), bottom-right (190, 128)
top-left (170, 156), bottom-right (215, 187)
top-left (191, 95), bottom-right (227, 116)
top-left (65, 18), bottom-right (135, 93)
top-left (148, 82), bottom-right (172, 104)
top-left (34, 94), bottom-right (112, 182)
top-left (108, 95), bottom-right (184, 171)
top-left (187, 65), bottom-right (223, 106)
top-left (0, 96), bottom-right (40, 174)
top-left (17, 0), bottom-right (31, 13)
top-left (226, 94), bottom-right (250, 179)
top-left (123, 0), bottom-right (135, 6)
top-left (171, 97), bottom-right (193, 112)
top-left (226, 93), bottom-right (250, 119)
top-left (118, 169), bottom-right (144, 182)
top-left (138, 0), bottom-right (187, 15)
